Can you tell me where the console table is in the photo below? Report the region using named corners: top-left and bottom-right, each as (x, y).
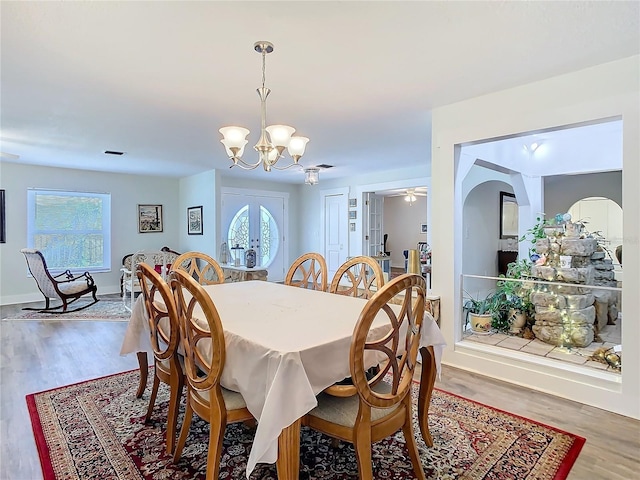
top-left (222, 265), bottom-right (268, 283)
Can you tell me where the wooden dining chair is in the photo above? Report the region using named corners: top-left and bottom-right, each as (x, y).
top-left (284, 252), bottom-right (328, 291)
top-left (329, 255), bottom-right (385, 299)
top-left (172, 251), bottom-right (225, 285)
top-left (304, 273), bottom-right (427, 480)
top-left (170, 269), bottom-right (253, 480)
top-left (136, 263), bottom-right (184, 454)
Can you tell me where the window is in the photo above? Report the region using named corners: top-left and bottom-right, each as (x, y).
top-left (227, 204), bottom-right (280, 267)
top-left (27, 189), bottom-right (111, 273)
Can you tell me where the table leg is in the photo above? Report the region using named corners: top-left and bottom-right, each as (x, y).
top-left (418, 346), bottom-right (436, 447)
top-left (276, 418), bottom-right (301, 480)
top-left (135, 351), bottom-right (148, 398)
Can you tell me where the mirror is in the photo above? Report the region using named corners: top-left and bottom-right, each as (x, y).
top-left (500, 191), bottom-right (518, 239)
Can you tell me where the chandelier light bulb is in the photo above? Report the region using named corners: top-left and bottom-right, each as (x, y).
top-left (288, 136), bottom-right (309, 158)
top-left (266, 125), bottom-right (295, 147)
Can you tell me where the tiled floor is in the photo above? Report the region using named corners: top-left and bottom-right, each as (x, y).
top-left (463, 318), bottom-right (622, 374)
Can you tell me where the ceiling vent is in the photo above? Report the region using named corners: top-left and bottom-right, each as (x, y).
top-left (104, 150), bottom-right (124, 155)
top-left (316, 164), bottom-right (333, 169)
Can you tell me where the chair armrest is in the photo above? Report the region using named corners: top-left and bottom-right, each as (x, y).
top-left (53, 270), bottom-right (75, 280)
top-left (54, 271), bottom-right (95, 287)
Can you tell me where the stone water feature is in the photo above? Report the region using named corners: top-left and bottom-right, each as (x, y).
top-left (528, 222), bottom-right (618, 348)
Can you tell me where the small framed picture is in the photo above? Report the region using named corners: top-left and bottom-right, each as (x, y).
top-left (187, 206), bottom-right (203, 235)
top-left (420, 223), bottom-right (428, 234)
top-left (138, 204), bottom-right (163, 233)
top-left (349, 222), bottom-right (356, 232)
top-left (349, 210), bottom-right (357, 220)
top-left (348, 198), bottom-right (357, 208)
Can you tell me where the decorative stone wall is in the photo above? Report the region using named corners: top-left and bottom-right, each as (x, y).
top-left (528, 225), bottom-right (599, 348)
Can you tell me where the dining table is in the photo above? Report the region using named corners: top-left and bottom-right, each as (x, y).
top-left (120, 280), bottom-right (446, 479)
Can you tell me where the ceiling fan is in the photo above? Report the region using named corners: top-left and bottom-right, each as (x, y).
top-left (385, 187), bottom-right (427, 205)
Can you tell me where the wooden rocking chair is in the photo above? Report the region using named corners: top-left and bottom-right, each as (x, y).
top-left (20, 248), bottom-right (99, 313)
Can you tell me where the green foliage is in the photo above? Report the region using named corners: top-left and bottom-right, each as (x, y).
top-left (495, 259), bottom-right (536, 330)
top-left (463, 291), bottom-right (509, 331)
top-left (519, 214), bottom-right (548, 257)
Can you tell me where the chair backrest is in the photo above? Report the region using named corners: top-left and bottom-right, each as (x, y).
top-left (170, 269), bottom-right (226, 395)
top-left (124, 248), bottom-right (180, 279)
top-left (351, 273), bottom-right (426, 409)
top-left (329, 256), bottom-right (385, 299)
top-left (20, 248), bottom-right (59, 299)
top-left (137, 263), bottom-right (180, 361)
top-left (284, 252), bottom-right (328, 291)
top-left (172, 252), bottom-right (225, 285)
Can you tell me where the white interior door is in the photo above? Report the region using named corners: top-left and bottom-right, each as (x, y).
top-left (323, 192), bottom-right (348, 281)
top-left (222, 192), bottom-right (286, 282)
top-left (364, 193), bottom-right (384, 256)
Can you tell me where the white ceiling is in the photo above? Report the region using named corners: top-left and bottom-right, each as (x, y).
top-left (1, 1), bottom-right (638, 184)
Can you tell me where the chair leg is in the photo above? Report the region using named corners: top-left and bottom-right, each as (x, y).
top-left (166, 371), bottom-right (184, 454)
top-left (402, 406), bottom-right (427, 480)
top-left (145, 372), bottom-right (160, 422)
top-left (205, 403), bottom-right (226, 480)
top-left (353, 426), bottom-right (373, 479)
top-left (135, 352), bottom-right (148, 398)
top-left (173, 397), bottom-right (193, 463)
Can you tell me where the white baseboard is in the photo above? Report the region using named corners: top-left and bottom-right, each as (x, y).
top-left (1, 284), bottom-right (121, 306)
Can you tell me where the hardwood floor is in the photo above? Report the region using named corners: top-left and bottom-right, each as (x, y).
top-left (1, 307), bottom-right (638, 479)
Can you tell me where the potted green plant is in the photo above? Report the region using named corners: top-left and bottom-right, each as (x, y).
top-left (496, 259), bottom-right (536, 334)
top-left (463, 292), bottom-right (505, 334)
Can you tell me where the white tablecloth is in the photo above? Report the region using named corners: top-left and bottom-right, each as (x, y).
top-left (120, 281), bottom-right (446, 477)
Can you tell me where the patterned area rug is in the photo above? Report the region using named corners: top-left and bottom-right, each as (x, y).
top-left (27, 369), bottom-right (585, 480)
top-left (6, 300), bottom-right (130, 321)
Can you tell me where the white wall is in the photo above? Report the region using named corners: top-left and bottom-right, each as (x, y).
top-left (0, 162), bottom-right (180, 303)
top-left (431, 55), bottom-right (640, 418)
top-left (383, 195), bottom-right (427, 268)
top-left (178, 169), bottom-right (217, 258)
top-left (462, 180), bottom-right (507, 278)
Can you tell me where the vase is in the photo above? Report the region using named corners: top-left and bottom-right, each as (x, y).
top-left (469, 313), bottom-right (492, 334)
top-left (508, 309), bottom-right (527, 334)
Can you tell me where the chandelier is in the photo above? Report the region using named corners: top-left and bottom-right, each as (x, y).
top-left (219, 41), bottom-right (309, 171)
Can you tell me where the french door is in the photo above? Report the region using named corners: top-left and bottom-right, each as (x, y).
top-left (221, 190), bottom-right (286, 282)
top-left (364, 192), bottom-right (384, 257)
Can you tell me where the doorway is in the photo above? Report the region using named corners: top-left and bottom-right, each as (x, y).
top-left (221, 189), bottom-right (288, 282)
top-left (358, 181), bottom-right (430, 271)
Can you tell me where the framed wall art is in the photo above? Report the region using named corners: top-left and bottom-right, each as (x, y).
top-left (138, 204), bottom-right (163, 233)
top-left (348, 198), bottom-right (357, 208)
top-left (187, 205), bottom-right (203, 235)
top-left (349, 210), bottom-right (357, 220)
top-left (420, 223), bottom-right (428, 234)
